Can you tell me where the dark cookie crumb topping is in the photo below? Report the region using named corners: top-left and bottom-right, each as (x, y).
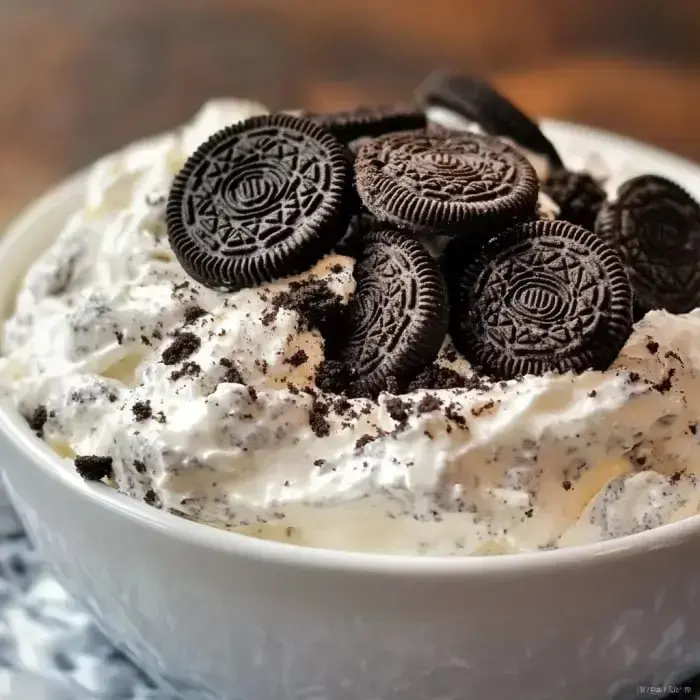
top-left (25, 405), bottom-right (48, 437)
top-left (385, 397), bottom-right (410, 425)
top-left (183, 306), bottom-right (207, 325)
top-left (284, 349), bottom-right (309, 367)
top-left (161, 331), bottom-right (201, 365)
top-left (75, 455), bottom-right (113, 481)
top-left (270, 278), bottom-right (344, 334)
top-left (653, 368), bottom-right (676, 394)
top-left (355, 434), bottom-right (377, 450)
top-left (417, 394), bottom-right (442, 414)
top-left (170, 361), bottom-right (202, 381)
top-left (309, 398), bottom-right (331, 437)
top-left (132, 400), bottom-right (153, 422)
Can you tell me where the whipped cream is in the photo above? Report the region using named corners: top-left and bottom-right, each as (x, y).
top-left (2, 100), bottom-right (699, 556)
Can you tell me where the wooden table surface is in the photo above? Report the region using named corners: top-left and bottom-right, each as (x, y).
top-left (1, 0), bottom-right (700, 224)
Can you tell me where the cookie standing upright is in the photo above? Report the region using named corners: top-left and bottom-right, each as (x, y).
top-left (323, 229), bottom-right (449, 397)
top-left (306, 104), bottom-right (427, 144)
top-left (596, 174), bottom-right (700, 316)
top-left (166, 114), bottom-right (353, 291)
top-left (416, 71), bottom-right (563, 168)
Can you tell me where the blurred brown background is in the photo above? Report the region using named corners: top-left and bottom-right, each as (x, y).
top-left (1, 0), bottom-right (700, 224)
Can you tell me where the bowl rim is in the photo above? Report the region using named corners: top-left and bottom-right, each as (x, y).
top-left (3, 117), bottom-right (700, 580)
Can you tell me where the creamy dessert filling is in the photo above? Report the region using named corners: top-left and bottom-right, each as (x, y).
top-left (2, 75), bottom-right (699, 556)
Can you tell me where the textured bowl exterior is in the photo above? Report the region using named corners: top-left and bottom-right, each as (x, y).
top-left (1, 123), bottom-right (700, 699)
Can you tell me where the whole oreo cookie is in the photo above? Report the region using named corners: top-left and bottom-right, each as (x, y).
top-left (595, 174), bottom-right (700, 315)
top-left (355, 130), bottom-right (539, 236)
top-left (416, 71), bottom-right (563, 168)
top-left (327, 229), bottom-right (448, 397)
top-left (542, 168), bottom-right (606, 230)
top-left (448, 219), bottom-right (633, 379)
top-left (307, 104), bottom-right (426, 144)
top-left (166, 114), bottom-right (352, 290)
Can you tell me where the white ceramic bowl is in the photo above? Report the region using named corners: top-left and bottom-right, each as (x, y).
top-left (2, 122), bottom-right (700, 700)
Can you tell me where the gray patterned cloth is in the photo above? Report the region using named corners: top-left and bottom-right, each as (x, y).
top-left (0, 500), bottom-right (177, 700)
top-left (0, 498), bottom-right (698, 699)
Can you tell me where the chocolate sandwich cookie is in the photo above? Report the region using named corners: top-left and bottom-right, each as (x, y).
top-left (542, 168), bottom-right (606, 230)
top-left (166, 114), bottom-right (353, 290)
top-left (448, 219), bottom-right (633, 380)
top-left (355, 129), bottom-right (539, 236)
top-left (324, 229), bottom-right (448, 397)
top-left (595, 174), bottom-right (700, 316)
top-left (416, 71), bottom-right (563, 168)
top-left (307, 104), bottom-right (426, 145)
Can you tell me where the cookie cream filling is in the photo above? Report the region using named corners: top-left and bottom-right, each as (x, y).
top-left (1, 99), bottom-right (699, 556)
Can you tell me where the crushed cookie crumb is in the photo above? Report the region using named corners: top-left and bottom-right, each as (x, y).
top-left (690, 423), bottom-right (698, 435)
top-left (316, 359), bottom-right (357, 395)
top-left (284, 349), bottom-right (308, 367)
top-left (134, 460), bottom-right (146, 474)
top-left (333, 396), bottom-right (351, 415)
top-left (670, 470), bottom-right (684, 484)
top-left (355, 434), bottom-right (376, 451)
top-left (75, 455), bottom-right (113, 481)
top-left (653, 368), bottom-right (676, 394)
top-left (183, 306), bottom-right (207, 325)
top-left (588, 390), bottom-right (597, 398)
top-left (646, 341), bottom-right (659, 355)
top-left (665, 350), bottom-right (683, 364)
top-left (446, 403), bottom-right (469, 428)
top-left (25, 405), bottom-right (48, 437)
top-left (140, 335), bottom-right (151, 346)
top-left (313, 458), bottom-right (326, 467)
top-left (261, 308), bottom-right (278, 327)
top-left (309, 399), bottom-right (331, 437)
top-left (417, 394), bottom-right (441, 414)
top-left (270, 279), bottom-right (343, 334)
top-left (170, 361), bottom-right (201, 381)
top-left (144, 489), bottom-right (158, 506)
top-left (161, 332), bottom-right (201, 365)
top-left (562, 480), bottom-right (572, 491)
top-left (115, 331), bottom-right (124, 345)
top-left (254, 358), bottom-right (269, 375)
top-left (132, 401), bottom-right (153, 422)
top-left (470, 400), bottom-right (495, 418)
top-left (221, 365), bottom-right (244, 385)
top-left (385, 397), bottom-right (409, 425)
